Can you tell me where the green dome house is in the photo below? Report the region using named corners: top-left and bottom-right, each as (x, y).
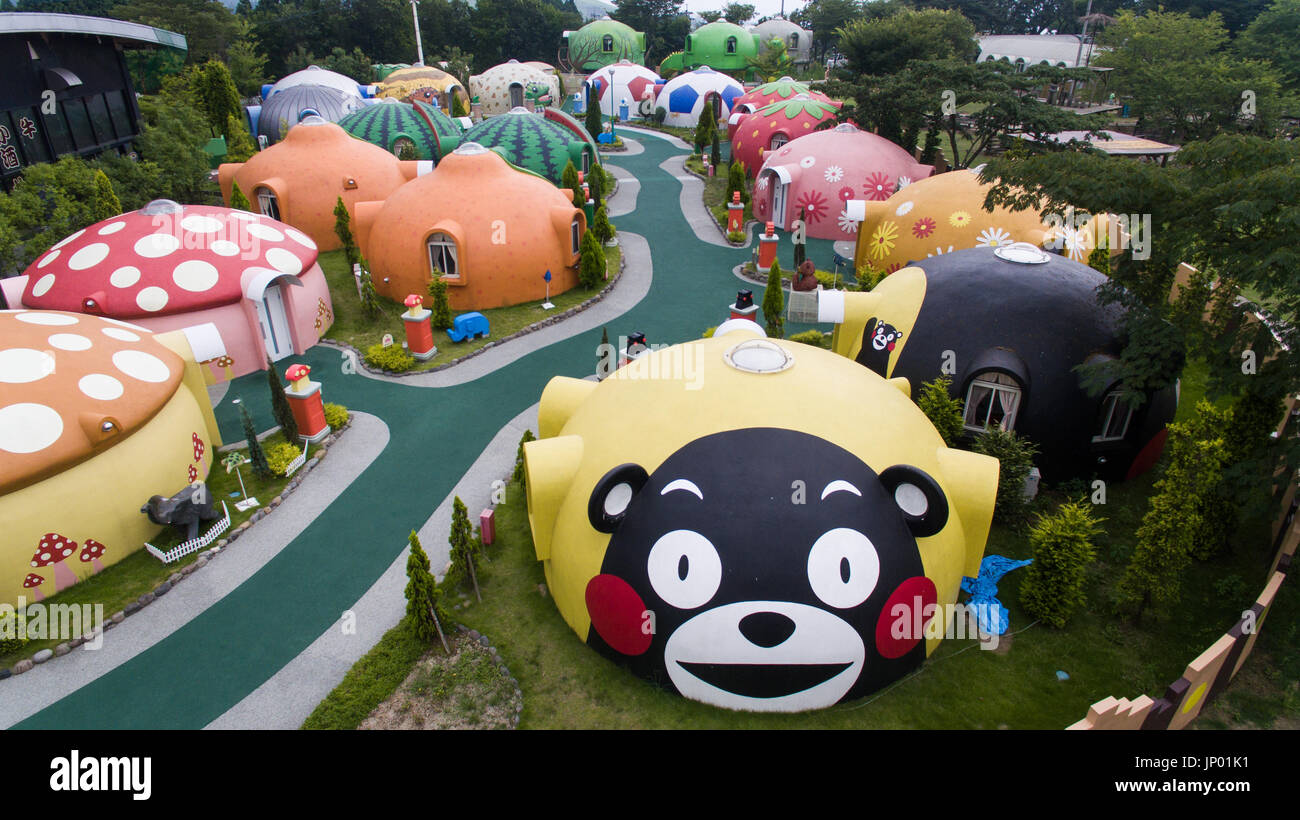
top-left (462, 108), bottom-right (597, 185)
top-left (563, 17), bottom-right (646, 71)
top-left (682, 21), bottom-right (760, 78)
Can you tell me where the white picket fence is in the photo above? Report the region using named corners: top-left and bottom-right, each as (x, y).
top-left (283, 441), bottom-right (308, 478)
top-left (145, 502), bottom-right (231, 564)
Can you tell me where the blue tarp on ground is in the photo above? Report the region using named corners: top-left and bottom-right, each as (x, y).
top-left (961, 555), bottom-right (1033, 636)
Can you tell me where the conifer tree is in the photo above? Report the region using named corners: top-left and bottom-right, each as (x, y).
top-left (513, 429), bottom-right (535, 487)
top-left (917, 375), bottom-right (964, 446)
top-left (333, 196), bottom-right (359, 269)
top-left (694, 106), bottom-right (714, 153)
top-left (592, 202), bottom-right (614, 244)
top-left (238, 399), bottom-right (271, 479)
top-left (224, 114), bottom-right (256, 162)
top-left (711, 131), bottom-right (721, 167)
top-left (579, 229), bottom-right (606, 289)
top-left (447, 496), bottom-right (480, 602)
top-left (585, 86), bottom-right (602, 141)
top-left (588, 163), bottom-right (605, 206)
top-left (428, 275), bottom-right (452, 330)
top-left (91, 170), bottom-right (121, 221)
top-left (762, 259), bottom-right (784, 338)
top-left (266, 357), bottom-right (299, 443)
top-left (405, 530), bottom-right (449, 652)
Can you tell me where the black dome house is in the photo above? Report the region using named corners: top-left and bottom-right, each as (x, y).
top-left (814, 245), bottom-right (1179, 482)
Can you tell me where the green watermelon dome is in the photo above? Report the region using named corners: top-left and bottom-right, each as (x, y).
top-left (338, 99), bottom-right (445, 161)
top-left (462, 108), bottom-right (596, 186)
top-left (564, 17), bottom-right (646, 71)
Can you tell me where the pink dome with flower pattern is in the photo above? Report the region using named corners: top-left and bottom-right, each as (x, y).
top-left (752, 123), bottom-right (934, 241)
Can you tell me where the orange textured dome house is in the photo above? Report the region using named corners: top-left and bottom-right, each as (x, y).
top-left (352, 143), bottom-right (586, 311)
top-left (217, 117), bottom-right (426, 252)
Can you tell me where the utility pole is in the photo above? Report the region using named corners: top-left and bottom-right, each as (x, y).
top-left (411, 0), bottom-right (424, 66)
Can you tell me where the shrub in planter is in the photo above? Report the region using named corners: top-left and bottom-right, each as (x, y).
top-left (365, 342), bottom-right (415, 372)
top-left (265, 439), bottom-right (303, 477)
top-left (323, 402), bottom-right (350, 429)
top-left (726, 230), bottom-right (745, 243)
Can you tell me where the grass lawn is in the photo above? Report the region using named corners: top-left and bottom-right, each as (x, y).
top-left (0, 429), bottom-right (329, 668)
top-left (319, 245), bottom-right (622, 373)
top-left (302, 356), bottom-right (1298, 729)
top-left (301, 616), bottom-right (431, 730)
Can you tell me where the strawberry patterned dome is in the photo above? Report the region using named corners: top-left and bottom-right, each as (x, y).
top-left (729, 95), bottom-right (840, 177)
top-left (21, 200), bottom-right (319, 320)
top-left (753, 123), bottom-right (935, 242)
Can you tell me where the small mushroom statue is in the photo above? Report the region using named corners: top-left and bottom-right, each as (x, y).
top-left (404, 293), bottom-right (425, 318)
top-left (285, 363), bottom-right (312, 392)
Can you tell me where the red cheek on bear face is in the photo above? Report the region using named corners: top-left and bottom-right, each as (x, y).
top-left (874, 576), bottom-right (937, 659)
top-left (586, 574), bottom-right (653, 656)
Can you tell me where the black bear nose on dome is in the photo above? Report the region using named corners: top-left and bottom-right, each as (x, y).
top-left (739, 611), bottom-right (796, 648)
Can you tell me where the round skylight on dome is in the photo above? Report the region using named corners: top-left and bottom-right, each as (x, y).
top-left (454, 142), bottom-right (490, 155)
top-left (994, 242), bottom-right (1052, 264)
top-left (833, 123), bottom-right (858, 133)
top-left (508, 106), bottom-right (531, 114)
top-left (140, 200), bottom-right (182, 216)
top-left (724, 339), bottom-right (795, 374)
top-left (298, 114), bottom-right (328, 126)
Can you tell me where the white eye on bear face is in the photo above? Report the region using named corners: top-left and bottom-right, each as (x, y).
top-left (647, 530), bottom-right (723, 610)
top-left (806, 528), bottom-right (881, 609)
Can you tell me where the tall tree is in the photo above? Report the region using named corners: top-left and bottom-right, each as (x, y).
top-left (266, 357), bottom-right (300, 443)
top-left (722, 3), bottom-right (755, 24)
top-left (1094, 9), bottom-right (1286, 141)
top-left (835, 6), bottom-right (978, 77)
top-left (405, 530), bottom-right (450, 651)
top-left (791, 0), bottom-right (863, 61)
top-left (1236, 0), bottom-right (1300, 91)
top-left (109, 0), bottom-right (242, 64)
top-left (612, 0), bottom-right (688, 63)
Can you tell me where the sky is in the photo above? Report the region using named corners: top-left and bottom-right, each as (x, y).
top-left (681, 0), bottom-right (812, 22)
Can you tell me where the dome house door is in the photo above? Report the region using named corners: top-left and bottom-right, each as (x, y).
top-left (256, 283), bottom-right (294, 362)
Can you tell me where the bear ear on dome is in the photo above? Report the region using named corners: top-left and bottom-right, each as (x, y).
top-left (588, 463), bottom-right (650, 533)
top-left (878, 465), bottom-right (949, 538)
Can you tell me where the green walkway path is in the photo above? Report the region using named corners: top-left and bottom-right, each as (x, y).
top-left (16, 131), bottom-right (838, 728)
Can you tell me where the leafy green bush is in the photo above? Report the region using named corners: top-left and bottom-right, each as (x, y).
top-left (971, 427), bottom-right (1039, 527)
top-left (788, 329), bottom-right (830, 348)
top-left (265, 440), bottom-right (304, 477)
top-left (916, 376), bottom-right (964, 446)
top-left (1118, 401), bottom-right (1229, 621)
top-left (365, 343), bottom-right (415, 373)
top-left (726, 230), bottom-right (745, 243)
top-left (1018, 501), bottom-right (1105, 628)
top-left (323, 403), bottom-right (350, 429)
top-left (652, 106), bottom-right (667, 124)
top-left (513, 429), bottom-right (535, 488)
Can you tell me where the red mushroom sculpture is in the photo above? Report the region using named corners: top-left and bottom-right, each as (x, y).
top-left (31, 533), bottom-right (78, 592)
top-left (23, 573), bottom-right (45, 601)
top-left (192, 431), bottom-right (205, 462)
top-left (80, 540), bottom-right (108, 574)
top-left (285, 363), bottom-right (312, 392)
top-left (404, 293), bottom-right (424, 318)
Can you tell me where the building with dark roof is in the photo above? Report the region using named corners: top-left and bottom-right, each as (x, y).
top-left (0, 12), bottom-right (187, 186)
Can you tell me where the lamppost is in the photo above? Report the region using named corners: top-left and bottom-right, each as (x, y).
top-left (411, 0), bottom-right (425, 66)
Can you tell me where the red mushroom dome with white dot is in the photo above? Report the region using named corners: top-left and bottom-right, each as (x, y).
top-left (20, 200), bottom-right (319, 319)
top-left (0, 309), bottom-right (184, 494)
